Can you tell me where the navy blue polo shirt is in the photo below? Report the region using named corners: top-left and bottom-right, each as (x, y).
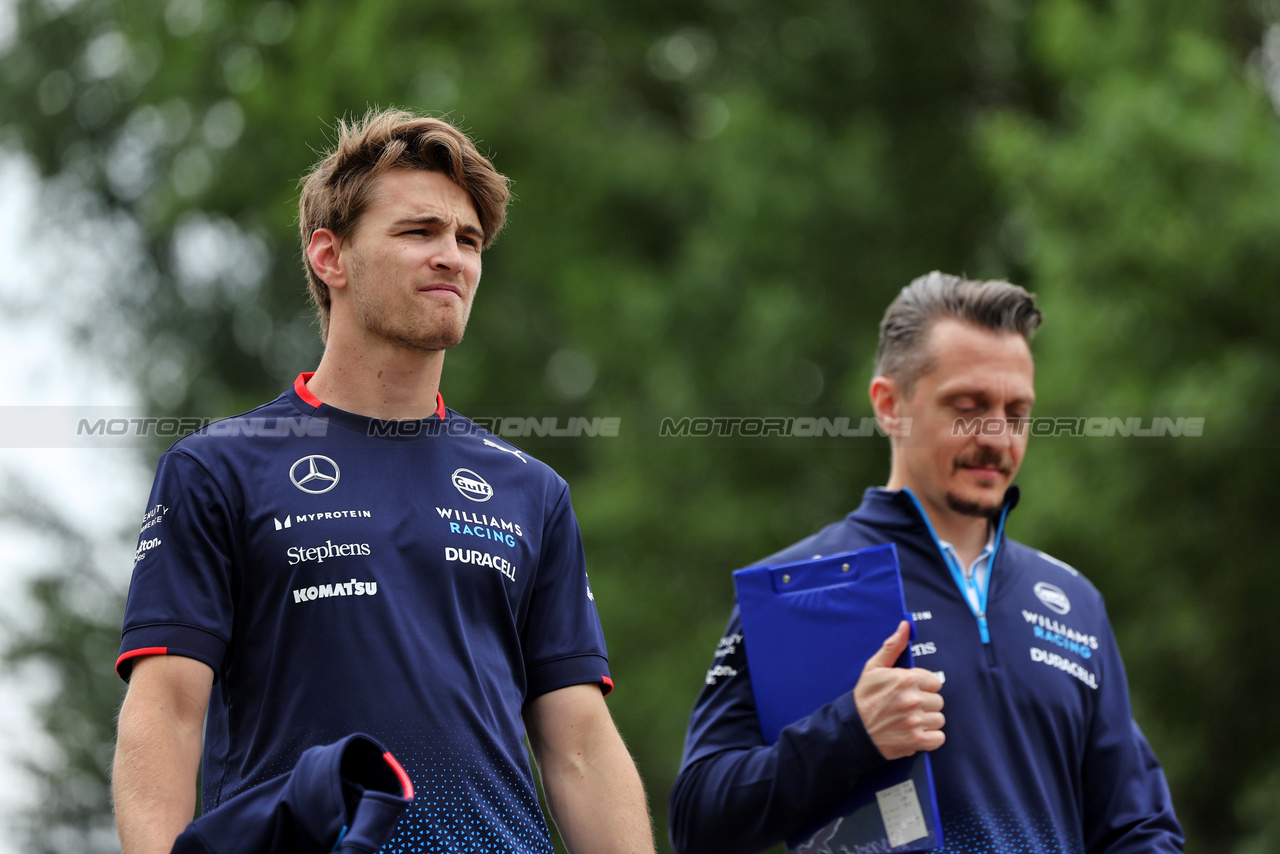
top-left (119, 374), bottom-right (611, 854)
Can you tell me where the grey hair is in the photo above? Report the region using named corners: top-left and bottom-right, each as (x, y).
top-left (874, 271), bottom-right (1042, 395)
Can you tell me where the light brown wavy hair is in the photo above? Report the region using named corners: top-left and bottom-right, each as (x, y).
top-left (298, 108), bottom-right (511, 342)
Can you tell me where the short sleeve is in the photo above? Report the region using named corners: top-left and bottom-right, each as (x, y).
top-left (117, 449), bottom-right (238, 681)
top-left (521, 485), bottom-right (611, 698)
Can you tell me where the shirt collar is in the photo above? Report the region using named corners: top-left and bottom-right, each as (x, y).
top-left (938, 524), bottom-right (998, 574)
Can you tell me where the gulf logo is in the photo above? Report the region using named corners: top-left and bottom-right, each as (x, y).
top-left (452, 468), bottom-right (494, 502)
top-left (1033, 581), bottom-right (1071, 615)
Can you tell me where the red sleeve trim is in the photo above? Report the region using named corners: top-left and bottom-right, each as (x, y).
top-left (383, 751), bottom-right (415, 800)
top-left (115, 647), bottom-right (169, 678)
top-left (294, 372), bottom-right (321, 408)
top-left (601, 675), bottom-right (614, 696)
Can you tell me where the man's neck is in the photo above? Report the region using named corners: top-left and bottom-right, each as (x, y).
top-left (306, 333), bottom-right (445, 421)
top-left (933, 513), bottom-right (992, 569)
top-left (905, 490), bottom-right (994, 568)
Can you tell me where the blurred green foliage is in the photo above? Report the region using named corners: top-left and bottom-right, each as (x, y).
top-left (4, 0), bottom-right (1280, 851)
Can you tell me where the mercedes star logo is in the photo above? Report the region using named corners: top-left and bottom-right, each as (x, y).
top-left (290, 455), bottom-right (341, 494)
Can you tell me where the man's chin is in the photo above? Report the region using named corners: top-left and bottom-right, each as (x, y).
top-left (357, 303), bottom-right (469, 353)
top-left (381, 323), bottom-right (467, 353)
top-left (945, 490), bottom-right (1006, 520)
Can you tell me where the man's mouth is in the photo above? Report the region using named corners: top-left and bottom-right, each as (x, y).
top-left (955, 454), bottom-right (1011, 477)
top-left (418, 283), bottom-right (462, 298)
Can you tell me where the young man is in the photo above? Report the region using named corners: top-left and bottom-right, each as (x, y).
top-left (669, 272), bottom-right (1183, 853)
top-left (113, 109), bottom-right (655, 854)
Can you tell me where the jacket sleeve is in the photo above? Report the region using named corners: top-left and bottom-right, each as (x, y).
top-left (668, 606), bottom-right (887, 854)
top-left (1081, 609), bottom-right (1185, 853)
top-left (171, 734), bottom-right (411, 854)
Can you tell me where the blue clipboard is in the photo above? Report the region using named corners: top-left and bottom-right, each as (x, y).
top-left (734, 544), bottom-right (943, 853)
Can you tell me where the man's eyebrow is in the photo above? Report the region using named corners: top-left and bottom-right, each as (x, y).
top-left (391, 215), bottom-right (485, 241)
top-left (938, 388), bottom-right (987, 402)
top-left (939, 388), bottom-right (1035, 406)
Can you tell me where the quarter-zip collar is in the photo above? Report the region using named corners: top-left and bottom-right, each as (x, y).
top-left (849, 486), bottom-right (1020, 644)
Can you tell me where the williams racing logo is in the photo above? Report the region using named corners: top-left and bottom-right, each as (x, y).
top-left (435, 507), bottom-right (524, 547)
top-left (1022, 610), bottom-right (1099, 659)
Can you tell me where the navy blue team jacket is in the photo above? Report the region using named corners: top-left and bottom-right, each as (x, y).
top-left (172, 733), bottom-right (412, 854)
top-left (670, 487), bottom-right (1184, 854)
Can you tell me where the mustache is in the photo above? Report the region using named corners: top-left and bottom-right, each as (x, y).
top-left (953, 449), bottom-right (1013, 474)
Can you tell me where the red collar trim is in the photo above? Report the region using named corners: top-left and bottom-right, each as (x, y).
top-left (294, 372), bottom-right (322, 407)
top-left (293, 372), bottom-right (446, 420)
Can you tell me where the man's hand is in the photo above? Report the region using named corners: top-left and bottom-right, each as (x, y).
top-left (853, 621), bottom-right (945, 760)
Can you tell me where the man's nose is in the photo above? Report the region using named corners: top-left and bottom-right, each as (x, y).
top-left (974, 417), bottom-right (1015, 449)
top-left (431, 237), bottom-right (464, 272)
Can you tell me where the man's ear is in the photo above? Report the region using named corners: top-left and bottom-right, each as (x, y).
top-left (306, 228), bottom-right (348, 292)
top-left (869, 375), bottom-right (909, 439)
